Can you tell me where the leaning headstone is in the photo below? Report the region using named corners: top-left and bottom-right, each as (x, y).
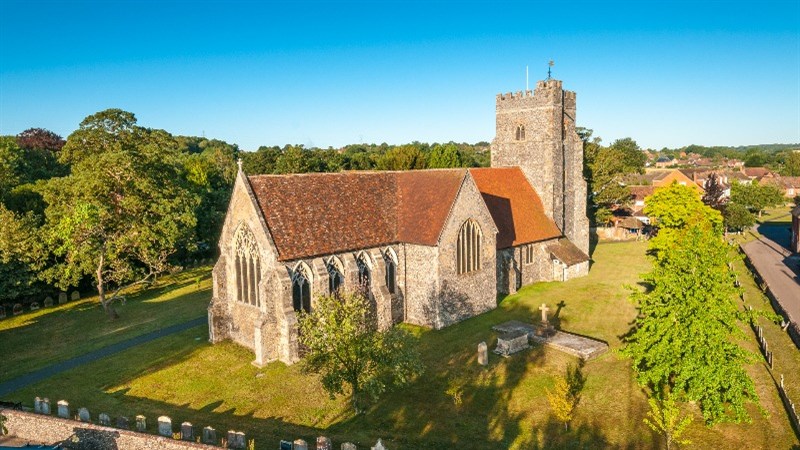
top-left (70, 291), bottom-right (80, 301)
top-left (78, 407), bottom-right (90, 422)
top-left (157, 416), bottom-right (172, 437)
top-left (58, 292), bottom-right (68, 304)
top-left (35, 397), bottom-right (43, 413)
top-left (316, 436), bottom-right (332, 450)
top-left (57, 400), bottom-right (70, 418)
top-left (279, 440), bottom-right (293, 450)
top-left (99, 413), bottom-right (111, 426)
top-left (116, 416), bottom-right (129, 430)
top-left (41, 398), bottom-right (51, 415)
top-left (341, 444), bottom-right (357, 450)
top-left (44, 297), bottom-right (54, 307)
top-left (202, 426), bottom-right (217, 444)
top-left (478, 341), bottom-right (488, 366)
top-left (12, 304), bottom-right (23, 316)
top-left (371, 439), bottom-right (386, 450)
top-left (30, 302), bottom-right (40, 311)
top-left (293, 439), bottom-right (308, 450)
top-left (135, 415), bottom-right (146, 432)
top-left (181, 422), bottom-right (194, 441)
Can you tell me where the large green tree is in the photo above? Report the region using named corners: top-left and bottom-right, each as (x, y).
top-left (38, 109), bottom-right (199, 319)
top-left (624, 183), bottom-right (761, 425)
top-left (428, 143), bottom-right (462, 168)
top-left (0, 205), bottom-right (45, 303)
top-left (730, 181), bottom-right (784, 217)
top-left (297, 292), bottom-right (423, 414)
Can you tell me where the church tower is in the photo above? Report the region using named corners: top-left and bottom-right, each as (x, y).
top-left (491, 78), bottom-right (590, 254)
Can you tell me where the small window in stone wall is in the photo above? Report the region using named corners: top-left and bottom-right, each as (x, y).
top-left (457, 219), bottom-right (482, 275)
top-left (234, 225), bottom-right (261, 307)
top-left (524, 244), bottom-right (534, 265)
top-left (515, 125), bottom-right (526, 141)
top-left (384, 249), bottom-right (397, 294)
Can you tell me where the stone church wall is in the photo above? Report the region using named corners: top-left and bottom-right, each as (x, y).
top-left (403, 244), bottom-right (440, 327)
top-left (496, 239), bottom-right (558, 295)
top-left (435, 175), bottom-right (498, 328)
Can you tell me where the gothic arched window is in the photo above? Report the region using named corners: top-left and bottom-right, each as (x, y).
top-left (326, 257), bottom-right (344, 295)
top-left (515, 124), bottom-right (525, 141)
top-left (292, 263), bottom-right (312, 313)
top-left (234, 225), bottom-right (261, 307)
top-left (356, 253), bottom-right (371, 297)
top-left (384, 248), bottom-right (397, 295)
top-left (456, 219), bottom-right (482, 275)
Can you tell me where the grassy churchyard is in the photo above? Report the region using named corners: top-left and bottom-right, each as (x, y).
top-left (1, 242), bottom-right (798, 449)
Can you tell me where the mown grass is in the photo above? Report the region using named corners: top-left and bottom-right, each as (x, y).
top-left (4, 242), bottom-right (799, 449)
top-left (0, 266), bottom-right (212, 383)
top-left (757, 206), bottom-right (794, 225)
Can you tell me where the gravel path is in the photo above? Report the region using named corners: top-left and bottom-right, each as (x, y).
top-left (0, 316), bottom-right (207, 398)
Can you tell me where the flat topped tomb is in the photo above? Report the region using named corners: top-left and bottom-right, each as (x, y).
top-left (492, 320), bottom-right (608, 360)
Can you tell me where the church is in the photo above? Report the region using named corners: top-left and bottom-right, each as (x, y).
top-left (208, 78), bottom-right (591, 366)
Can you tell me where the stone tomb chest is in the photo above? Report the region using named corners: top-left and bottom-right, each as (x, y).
top-left (493, 330), bottom-right (530, 357)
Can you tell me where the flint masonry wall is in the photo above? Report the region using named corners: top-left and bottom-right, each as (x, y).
top-left (0, 409), bottom-right (217, 450)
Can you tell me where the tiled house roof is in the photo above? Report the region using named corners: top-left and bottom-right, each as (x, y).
top-left (247, 167), bottom-right (562, 261)
top-left (469, 167), bottom-right (562, 248)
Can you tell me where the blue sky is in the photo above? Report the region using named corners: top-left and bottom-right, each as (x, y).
top-left (1, 0), bottom-right (798, 150)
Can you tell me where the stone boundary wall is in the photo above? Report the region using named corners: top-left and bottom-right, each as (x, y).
top-left (0, 409), bottom-right (218, 450)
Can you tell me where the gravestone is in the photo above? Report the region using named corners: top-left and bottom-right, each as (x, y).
top-left (477, 341), bottom-right (488, 366)
top-left (279, 440), bottom-right (293, 450)
top-left (0, 306), bottom-right (6, 319)
top-left (30, 302), bottom-right (40, 311)
top-left (493, 330), bottom-right (530, 357)
top-left (157, 416), bottom-right (172, 437)
top-left (58, 292), bottom-right (68, 304)
top-left (202, 426), bottom-right (217, 444)
top-left (235, 431), bottom-right (246, 449)
top-left (181, 422), bottom-right (194, 441)
top-left (371, 439), bottom-right (386, 450)
top-left (35, 397), bottom-right (43, 414)
top-left (116, 416), bottom-right (129, 430)
top-left (293, 439), bottom-right (308, 450)
top-left (227, 431), bottom-right (245, 449)
top-left (70, 291), bottom-right (80, 301)
top-left (12, 304), bottom-right (23, 316)
top-left (341, 444), bottom-right (357, 450)
top-left (78, 407), bottom-right (90, 422)
top-left (135, 415), bottom-right (146, 432)
top-left (42, 398), bottom-right (51, 415)
top-left (317, 436), bottom-right (332, 450)
top-left (44, 297), bottom-right (54, 307)
top-left (99, 413), bottom-right (111, 426)
top-left (57, 400), bottom-right (69, 418)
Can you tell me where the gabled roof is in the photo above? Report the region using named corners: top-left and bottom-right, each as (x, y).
top-left (743, 167), bottom-right (772, 178)
top-left (629, 185), bottom-right (655, 202)
top-left (247, 169), bottom-right (470, 261)
top-left (547, 238), bottom-right (590, 266)
top-left (469, 167), bottom-right (562, 248)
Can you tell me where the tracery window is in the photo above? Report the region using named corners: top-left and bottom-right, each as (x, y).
top-left (356, 253), bottom-right (371, 297)
top-left (456, 219), bottom-right (482, 275)
top-left (384, 248), bottom-right (397, 295)
top-left (326, 257), bottom-right (344, 295)
top-left (292, 263), bottom-right (312, 313)
top-left (234, 225), bottom-right (261, 307)
top-left (515, 125), bottom-right (526, 141)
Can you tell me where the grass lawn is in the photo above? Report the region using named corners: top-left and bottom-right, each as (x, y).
top-left (757, 206), bottom-right (794, 225)
top-left (4, 242), bottom-right (799, 449)
top-left (0, 266), bottom-right (212, 383)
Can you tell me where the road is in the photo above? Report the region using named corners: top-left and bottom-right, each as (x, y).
top-left (743, 224), bottom-right (800, 325)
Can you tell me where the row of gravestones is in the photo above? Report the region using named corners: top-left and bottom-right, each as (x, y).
top-left (0, 291), bottom-right (80, 319)
top-left (279, 437), bottom-right (387, 450)
top-left (33, 397), bottom-right (243, 449)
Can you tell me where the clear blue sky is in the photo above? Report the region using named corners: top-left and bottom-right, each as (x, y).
top-left (1, 0), bottom-right (798, 151)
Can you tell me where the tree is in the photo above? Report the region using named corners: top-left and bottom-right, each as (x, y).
top-left (722, 202), bottom-right (755, 232)
top-left (730, 181), bottom-right (784, 217)
top-left (0, 205), bottom-right (45, 303)
top-left (16, 128), bottom-right (65, 153)
top-left (701, 173), bottom-right (725, 210)
top-left (38, 109), bottom-right (199, 319)
top-left (376, 145), bottom-right (426, 171)
top-left (428, 143), bottom-right (462, 168)
top-left (297, 292), bottom-right (423, 414)
top-left (643, 392), bottom-right (693, 450)
top-left (547, 363), bottom-right (586, 431)
top-left (783, 151), bottom-right (800, 176)
top-left (0, 136), bottom-right (22, 203)
top-left (583, 133), bottom-right (646, 224)
top-left (623, 187), bottom-right (760, 425)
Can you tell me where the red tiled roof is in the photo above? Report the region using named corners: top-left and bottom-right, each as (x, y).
top-left (469, 167), bottom-right (561, 248)
top-left (743, 167), bottom-right (772, 178)
top-left (629, 185), bottom-right (655, 201)
top-left (247, 170), bottom-right (466, 261)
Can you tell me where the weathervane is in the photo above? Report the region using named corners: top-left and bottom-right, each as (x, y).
top-left (547, 60), bottom-right (554, 80)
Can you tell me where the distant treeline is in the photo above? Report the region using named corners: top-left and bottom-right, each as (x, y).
top-left (654, 143), bottom-right (800, 172)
